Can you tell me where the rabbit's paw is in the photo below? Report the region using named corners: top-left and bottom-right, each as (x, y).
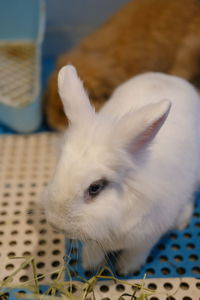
top-left (176, 201), bottom-right (194, 230)
top-left (116, 249), bottom-right (145, 275)
top-left (82, 240), bottom-right (105, 271)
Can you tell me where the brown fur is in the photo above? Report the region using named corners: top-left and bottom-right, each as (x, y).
top-left (45, 0), bottom-right (200, 130)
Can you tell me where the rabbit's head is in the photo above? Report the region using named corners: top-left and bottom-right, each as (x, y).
top-left (43, 65), bottom-right (171, 243)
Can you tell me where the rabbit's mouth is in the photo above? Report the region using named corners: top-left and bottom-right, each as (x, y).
top-left (64, 232), bottom-right (90, 241)
top-left (48, 221), bottom-right (66, 234)
top-left (48, 220), bottom-right (88, 240)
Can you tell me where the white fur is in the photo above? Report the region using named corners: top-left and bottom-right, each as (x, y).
top-left (58, 65), bottom-right (95, 126)
top-left (43, 65), bottom-right (200, 275)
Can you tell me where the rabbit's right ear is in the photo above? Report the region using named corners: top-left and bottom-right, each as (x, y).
top-left (58, 65), bottom-right (95, 126)
top-left (114, 100), bottom-right (171, 162)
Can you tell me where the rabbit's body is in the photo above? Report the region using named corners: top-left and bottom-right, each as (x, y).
top-left (43, 66), bottom-right (200, 274)
top-left (108, 74), bottom-right (200, 222)
top-left (89, 73), bottom-right (200, 272)
top-left (102, 73), bottom-right (200, 217)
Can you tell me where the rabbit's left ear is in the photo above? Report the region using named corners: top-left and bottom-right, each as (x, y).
top-left (58, 65), bottom-right (95, 126)
top-left (114, 100), bottom-right (171, 160)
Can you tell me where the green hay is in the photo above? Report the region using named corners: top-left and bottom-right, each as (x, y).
top-left (0, 256), bottom-right (168, 300)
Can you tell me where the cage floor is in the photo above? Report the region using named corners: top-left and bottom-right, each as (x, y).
top-left (0, 133), bottom-right (200, 300)
top-left (0, 41), bottom-right (37, 107)
top-left (0, 133), bottom-right (65, 285)
top-left (2, 277), bottom-right (200, 300)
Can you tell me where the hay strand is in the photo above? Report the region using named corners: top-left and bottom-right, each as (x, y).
top-left (0, 256), bottom-right (163, 300)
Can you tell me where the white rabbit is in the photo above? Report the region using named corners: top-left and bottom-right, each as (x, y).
top-left (43, 65), bottom-right (200, 275)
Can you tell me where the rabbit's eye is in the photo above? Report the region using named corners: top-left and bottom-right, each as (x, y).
top-left (88, 179), bottom-right (108, 197)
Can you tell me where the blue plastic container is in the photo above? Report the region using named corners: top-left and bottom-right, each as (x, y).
top-left (0, 0), bottom-right (45, 133)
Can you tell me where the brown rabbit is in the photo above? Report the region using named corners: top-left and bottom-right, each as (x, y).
top-left (45, 0), bottom-right (200, 130)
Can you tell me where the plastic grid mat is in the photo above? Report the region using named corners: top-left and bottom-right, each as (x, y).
top-left (2, 277), bottom-right (200, 300)
top-left (0, 133), bottom-right (200, 300)
top-left (0, 133), bottom-right (65, 285)
top-left (0, 42), bottom-right (37, 107)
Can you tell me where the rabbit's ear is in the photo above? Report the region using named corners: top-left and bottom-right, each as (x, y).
top-left (58, 65), bottom-right (95, 125)
top-left (115, 100), bottom-right (171, 160)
